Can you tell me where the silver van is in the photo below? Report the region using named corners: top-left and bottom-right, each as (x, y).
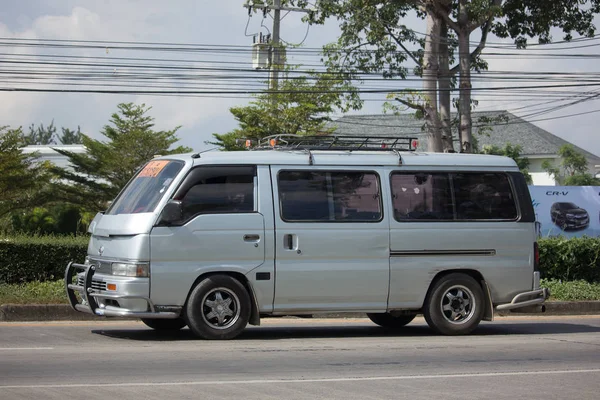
top-left (65, 135), bottom-right (549, 339)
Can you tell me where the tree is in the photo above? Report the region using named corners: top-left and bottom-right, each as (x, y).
top-left (24, 120), bottom-right (57, 145)
top-left (542, 144), bottom-right (600, 186)
top-left (0, 126), bottom-right (53, 218)
top-left (297, 0), bottom-right (600, 152)
top-left (59, 127), bottom-right (84, 144)
top-left (9, 204), bottom-right (91, 236)
top-left (23, 121), bottom-right (84, 145)
top-left (481, 143), bottom-right (532, 183)
top-left (51, 103), bottom-right (192, 211)
top-left (210, 69), bottom-right (361, 150)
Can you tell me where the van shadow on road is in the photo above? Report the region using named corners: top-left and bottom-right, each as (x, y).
top-left (91, 320), bottom-right (600, 342)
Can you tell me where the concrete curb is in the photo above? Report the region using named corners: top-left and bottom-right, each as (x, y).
top-left (1, 302), bottom-right (600, 322)
top-left (0, 304), bottom-right (99, 322)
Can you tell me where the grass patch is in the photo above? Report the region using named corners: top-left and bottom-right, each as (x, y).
top-left (0, 280), bottom-right (67, 305)
top-left (542, 279), bottom-right (600, 301)
top-left (0, 279), bottom-right (599, 305)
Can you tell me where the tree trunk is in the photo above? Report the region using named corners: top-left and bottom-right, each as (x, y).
top-left (458, 0), bottom-right (473, 153)
top-left (423, 11), bottom-right (442, 152)
top-left (438, 18), bottom-right (454, 153)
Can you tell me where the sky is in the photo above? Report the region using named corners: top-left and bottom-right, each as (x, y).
top-left (1, 1), bottom-right (599, 156)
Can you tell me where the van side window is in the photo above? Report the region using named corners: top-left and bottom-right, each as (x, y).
top-left (391, 173), bottom-right (453, 221)
top-left (453, 173), bottom-right (517, 220)
top-left (391, 172), bottom-right (518, 222)
top-left (278, 171), bottom-right (382, 222)
top-left (176, 166), bottom-right (256, 221)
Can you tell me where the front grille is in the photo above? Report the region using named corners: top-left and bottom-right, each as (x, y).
top-left (77, 276), bottom-right (107, 291)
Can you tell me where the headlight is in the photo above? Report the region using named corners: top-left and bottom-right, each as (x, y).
top-left (111, 262), bottom-right (149, 277)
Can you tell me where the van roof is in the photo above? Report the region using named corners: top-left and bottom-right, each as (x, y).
top-left (161, 150), bottom-right (518, 169)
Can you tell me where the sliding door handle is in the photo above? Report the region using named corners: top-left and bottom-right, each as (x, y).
top-left (243, 234), bottom-right (260, 242)
top-left (283, 234), bottom-right (297, 250)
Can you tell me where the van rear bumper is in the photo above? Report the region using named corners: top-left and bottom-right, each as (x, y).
top-left (65, 262), bottom-right (180, 319)
top-left (495, 271), bottom-right (550, 311)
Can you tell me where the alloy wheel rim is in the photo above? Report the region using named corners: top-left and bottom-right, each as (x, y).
top-left (440, 285), bottom-right (476, 324)
top-left (201, 287), bottom-right (240, 330)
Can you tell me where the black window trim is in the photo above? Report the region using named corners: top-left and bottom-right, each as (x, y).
top-left (389, 170), bottom-right (522, 223)
top-left (169, 164), bottom-right (258, 225)
top-left (277, 169), bottom-right (384, 223)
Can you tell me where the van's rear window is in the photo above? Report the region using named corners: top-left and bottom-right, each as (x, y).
top-left (107, 160), bottom-right (184, 215)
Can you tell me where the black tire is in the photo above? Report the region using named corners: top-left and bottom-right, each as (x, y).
top-left (141, 318), bottom-right (187, 331)
top-left (185, 275), bottom-right (251, 340)
top-left (423, 273), bottom-right (484, 335)
top-left (367, 313), bottom-right (416, 328)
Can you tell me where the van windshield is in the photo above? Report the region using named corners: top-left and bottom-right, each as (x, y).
top-left (106, 160), bottom-right (185, 215)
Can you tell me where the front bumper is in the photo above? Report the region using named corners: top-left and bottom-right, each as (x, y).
top-left (496, 271), bottom-right (550, 311)
top-left (65, 261), bottom-right (179, 319)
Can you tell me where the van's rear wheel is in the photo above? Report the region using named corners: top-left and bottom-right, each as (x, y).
top-left (141, 318), bottom-right (187, 331)
top-left (367, 313), bottom-right (416, 328)
top-left (424, 273), bottom-right (484, 335)
top-left (185, 275), bottom-right (250, 340)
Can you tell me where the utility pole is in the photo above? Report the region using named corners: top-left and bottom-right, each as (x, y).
top-left (244, 1), bottom-right (314, 93)
top-left (271, 0), bottom-right (282, 93)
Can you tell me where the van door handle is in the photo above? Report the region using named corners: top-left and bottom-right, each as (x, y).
top-left (284, 234), bottom-right (294, 250)
top-left (243, 234), bottom-right (260, 242)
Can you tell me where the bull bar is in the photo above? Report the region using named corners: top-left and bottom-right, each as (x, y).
top-left (65, 261), bottom-right (179, 319)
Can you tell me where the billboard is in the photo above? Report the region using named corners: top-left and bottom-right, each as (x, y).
top-left (528, 186), bottom-right (600, 238)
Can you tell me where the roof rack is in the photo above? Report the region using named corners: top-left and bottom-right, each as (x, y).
top-left (250, 134), bottom-right (419, 152)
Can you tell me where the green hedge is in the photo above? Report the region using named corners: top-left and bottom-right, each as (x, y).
top-left (0, 235), bottom-right (88, 284)
top-left (0, 235), bottom-right (599, 284)
top-left (539, 237), bottom-right (600, 283)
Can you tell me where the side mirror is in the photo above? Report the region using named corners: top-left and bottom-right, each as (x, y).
top-left (158, 200), bottom-right (183, 226)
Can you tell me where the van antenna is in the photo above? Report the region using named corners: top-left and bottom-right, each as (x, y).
top-left (191, 147), bottom-right (219, 159)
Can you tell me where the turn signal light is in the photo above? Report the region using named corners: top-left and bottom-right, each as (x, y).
top-left (107, 283), bottom-right (117, 291)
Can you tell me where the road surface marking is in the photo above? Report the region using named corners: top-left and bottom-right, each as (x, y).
top-left (1, 368), bottom-right (599, 389)
top-left (0, 347), bottom-right (54, 351)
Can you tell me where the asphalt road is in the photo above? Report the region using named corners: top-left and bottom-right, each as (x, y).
top-left (0, 316), bottom-right (599, 400)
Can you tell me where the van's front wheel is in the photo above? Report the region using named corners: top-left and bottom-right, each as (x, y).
top-left (424, 273), bottom-right (484, 335)
top-left (185, 275), bottom-right (250, 340)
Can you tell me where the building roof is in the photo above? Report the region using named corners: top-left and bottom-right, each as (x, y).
top-left (325, 111), bottom-right (600, 163)
top-left (22, 144), bottom-right (86, 169)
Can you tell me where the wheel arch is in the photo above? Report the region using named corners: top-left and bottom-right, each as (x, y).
top-left (425, 269), bottom-right (493, 321)
top-left (184, 271), bottom-right (261, 326)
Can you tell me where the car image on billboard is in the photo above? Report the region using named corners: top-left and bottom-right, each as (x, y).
top-left (550, 202), bottom-right (590, 231)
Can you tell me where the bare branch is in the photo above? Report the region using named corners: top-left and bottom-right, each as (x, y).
top-left (394, 97), bottom-right (425, 112)
top-left (470, 18), bottom-right (493, 60)
top-left (432, 4), bottom-right (459, 32)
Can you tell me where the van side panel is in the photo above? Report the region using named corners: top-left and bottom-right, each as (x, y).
top-left (388, 222), bottom-right (534, 309)
top-left (386, 167), bottom-right (536, 310)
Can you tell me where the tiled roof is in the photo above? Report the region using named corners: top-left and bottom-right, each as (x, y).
top-left (326, 111), bottom-right (600, 163)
